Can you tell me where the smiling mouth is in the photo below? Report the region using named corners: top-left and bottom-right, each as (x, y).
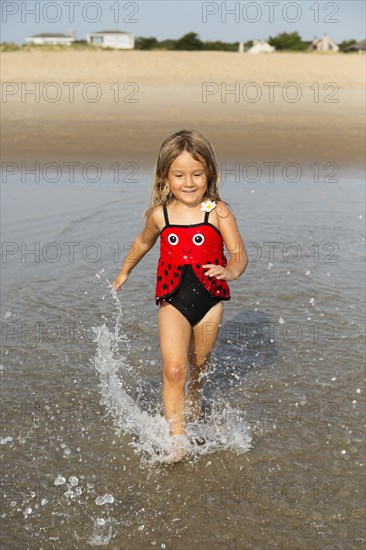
top-left (183, 248), bottom-right (192, 254)
top-left (183, 190), bottom-right (196, 193)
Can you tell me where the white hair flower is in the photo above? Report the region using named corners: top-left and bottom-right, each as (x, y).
top-left (200, 200), bottom-right (216, 213)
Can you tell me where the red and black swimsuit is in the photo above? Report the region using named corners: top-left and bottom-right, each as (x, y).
top-left (155, 203), bottom-right (231, 326)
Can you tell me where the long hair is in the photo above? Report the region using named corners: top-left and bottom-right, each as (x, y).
top-left (143, 129), bottom-right (223, 220)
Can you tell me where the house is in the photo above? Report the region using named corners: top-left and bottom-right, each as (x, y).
top-left (26, 30), bottom-right (76, 46)
top-left (86, 30), bottom-right (134, 49)
top-left (343, 39), bottom-right (366, 52)
top-left (311, 34), bottom-right (339, 52)
top-left (246, 40), bottom-right (275, 54)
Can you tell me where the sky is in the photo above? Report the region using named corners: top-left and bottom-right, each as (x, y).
top-left (1, 0), bottom-right (365, 44)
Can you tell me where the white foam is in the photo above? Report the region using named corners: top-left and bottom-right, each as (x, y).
top-left (95, 494), bottom-right (114, 506)
top-left (69, 476), bottom-right (78, 487)
top-left (54, 475), bottom-right (66, 486)
top-left (0, 436), bottom-right (13, 445)
top-left (89, 516), bottom-right (116, 546)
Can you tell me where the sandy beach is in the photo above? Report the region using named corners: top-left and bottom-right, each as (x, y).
top-left (2, 50), bottom-right (365, 168)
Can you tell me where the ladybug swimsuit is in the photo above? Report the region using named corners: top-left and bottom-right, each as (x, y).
top-left (156, 204), bottom-right (231, 326)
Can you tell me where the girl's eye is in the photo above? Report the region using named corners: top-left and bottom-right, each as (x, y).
top-left (168, 233), bottom-right (179, 245)
top-left (192, 233), bottom-right (205, 246)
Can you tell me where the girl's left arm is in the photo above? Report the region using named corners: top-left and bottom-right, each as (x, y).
top-left (203, 202), bottom-right (248, 281)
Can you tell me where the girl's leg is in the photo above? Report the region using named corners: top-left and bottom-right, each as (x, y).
top-left (186, 301), bottom-right (224, 421)
top-left (158, 301), bottom-right (192, 436)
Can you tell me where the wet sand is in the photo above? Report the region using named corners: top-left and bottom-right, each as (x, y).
top-left (2, 51), bottom-right (365, 168)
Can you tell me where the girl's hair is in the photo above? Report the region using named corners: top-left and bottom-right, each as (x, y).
top-left (143, 129), bottom-right (223, 219)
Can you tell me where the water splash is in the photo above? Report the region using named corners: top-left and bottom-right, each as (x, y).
top-left (89, 517), bottom-right (118, 546)
top-left (93, 272), bottom-right (253, 464)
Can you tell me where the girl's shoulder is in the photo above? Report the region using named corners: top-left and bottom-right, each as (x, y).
top-left (215, 200), bottom-right (232, 217)
top-left (147, 204), bottom-right (165, 232)
top-left (213, 200), bottom-right (235, 226)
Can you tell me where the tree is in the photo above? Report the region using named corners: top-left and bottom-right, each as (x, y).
top-left (202, 40), bottom-right (238, 51)
top-left (174, 32), bottom-right (203, 51)
top-left (338, 39), bottom-right (357, 51)
top-left (135, 37), bottom-right (159, 50)
top-left (268, 32), bottom-right (307, 51)
top-left (154, 39), bottom-right (177, 50)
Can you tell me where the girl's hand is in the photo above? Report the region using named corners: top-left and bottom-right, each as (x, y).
top-left (112, 273), bottom-right (129, 291)
top-left (202, 264), bottom-right (235, 281)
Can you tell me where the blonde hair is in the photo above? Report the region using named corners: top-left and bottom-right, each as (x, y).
top-left (143, 129), bottom-right (223, 219)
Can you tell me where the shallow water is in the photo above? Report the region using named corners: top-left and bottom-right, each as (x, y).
top-left (1, 171), bottom-right (365, 549)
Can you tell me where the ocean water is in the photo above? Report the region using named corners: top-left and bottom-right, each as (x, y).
top-left (1, 170), bottom-right (365, 549)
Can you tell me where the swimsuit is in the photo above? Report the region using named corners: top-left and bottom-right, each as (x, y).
top-left (155, 203), bottom-right (231, 326)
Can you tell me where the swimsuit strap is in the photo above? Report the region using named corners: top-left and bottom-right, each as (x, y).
top-left (163, 203), bottom-right (210, 226)
top-left (162, 203), bottom-right (170, 226)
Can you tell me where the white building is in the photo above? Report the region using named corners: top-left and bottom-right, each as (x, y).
top-left (311, 34), bottom-right (339, 52)
top-left (26, 31), bottom-right (76, 46)
top-left (246, 40), bottom-right (275, 54)
top-left (86, 30), bottom-right (134, 49)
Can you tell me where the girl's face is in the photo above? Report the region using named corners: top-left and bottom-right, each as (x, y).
top-left (167, 151), bottom-right (207, 207)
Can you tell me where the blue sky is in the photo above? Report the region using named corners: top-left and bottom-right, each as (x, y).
top-left (1, 0), bottom-right (365, 44)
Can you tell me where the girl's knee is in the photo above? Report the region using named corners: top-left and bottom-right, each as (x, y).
top-left (163, 361), bottom-right (187, 384)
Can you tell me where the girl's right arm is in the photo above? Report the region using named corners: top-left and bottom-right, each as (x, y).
top-left (112, 208), bottom-right (161, 291)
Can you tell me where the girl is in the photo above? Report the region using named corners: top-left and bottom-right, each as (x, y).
top-left (113, 129), bottom-right (248, 462)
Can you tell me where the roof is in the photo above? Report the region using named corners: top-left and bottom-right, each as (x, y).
top-left (344, 38), bottom-right (366, 51)
top-left (28, 33), bottom-right (72, 38)
top-left (89, 30), bottom-right (131, 35)
top-left (313, 35), bottom-right (338, 44)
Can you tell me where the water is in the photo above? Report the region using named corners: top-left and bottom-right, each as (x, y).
top-left (1, 171), bottom-right (365, 549)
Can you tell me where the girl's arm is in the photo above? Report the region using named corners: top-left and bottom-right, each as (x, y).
top-left (112, 208), bottom-right (161, 290)
top-left (203, 201), bottom-right (248, 281)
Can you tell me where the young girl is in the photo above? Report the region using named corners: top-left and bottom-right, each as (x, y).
top-left (113, 129), bottom-right (248, 462)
